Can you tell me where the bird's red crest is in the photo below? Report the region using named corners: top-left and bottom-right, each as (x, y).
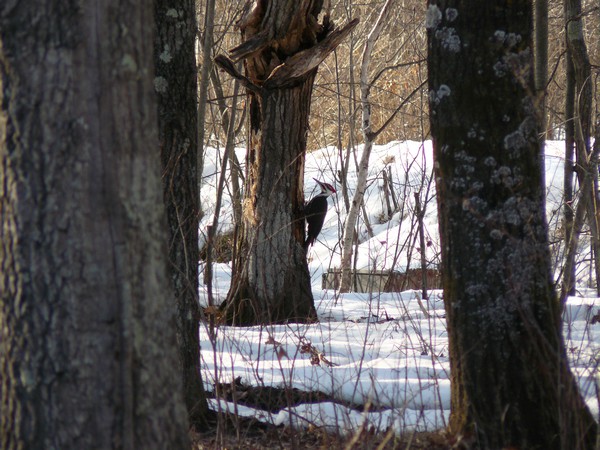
top-left (313, 178), bottom-right (336, 194)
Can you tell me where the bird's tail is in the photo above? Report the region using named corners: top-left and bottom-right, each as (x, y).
top-left (303, 237), bottom-right (313, 251)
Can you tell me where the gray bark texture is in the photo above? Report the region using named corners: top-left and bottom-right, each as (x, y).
top-left (155, 0), bottom-right (209, 428)
top-left (223, 74), bottom-right (319, 325)
top-left (427, 1), bottom-right (597, 448)
top-left (1, 1), bottom-right (189, 448)
top-left (216, 1), bottom-right (357, 325)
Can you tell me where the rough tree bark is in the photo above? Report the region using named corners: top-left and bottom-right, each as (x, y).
top-left (427, 1), bottom-right (597, 448)
top-left (1, 1), bottom-right (189, 448)
top-left (214, 1), bottom-right (358, 325)
top-left (155, 0), bottom-right (209, 427)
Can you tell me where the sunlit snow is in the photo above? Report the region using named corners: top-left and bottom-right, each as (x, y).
top-left (199, 140), bottom-right (599, 436)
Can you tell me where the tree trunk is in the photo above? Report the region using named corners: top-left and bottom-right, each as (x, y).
top-left (1, 1), bottom-right (189, 448)
top-left (204, 77), bottom-right (241, 315)
top-left (209, 65), bottom-right (243, 225)
top-left (216, 1), bottom-right (357, 325)
top-left (564, 43), bottom-right (576, 295)
top-left (534, 0), bottom-right (548, 219)
top-left (564, 0), bottom-right (600, 295)
top-left (224, 76), bottom-right (318, 325)
top-left (155, 0), bottom-right (209, 428)
top-left (427, 1), bottom-right (597, 448)
top-left (197, 0), bottom-right (216, 211)
top-left (340, 0), bottom-right (392, 293)
top-left (534, 0), bottom-right (548, 135)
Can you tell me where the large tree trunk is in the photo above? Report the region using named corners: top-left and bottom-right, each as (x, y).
top-left (1, 1), bottom-right (189, 448)
top-left (215, 1), bottom-right (357, 325)
top-left (427, 1), bottom-right (597, 448)
top-left (224, 75), bottom-right (318, 325)
top-left (155, 0), bottom-right (209, 427)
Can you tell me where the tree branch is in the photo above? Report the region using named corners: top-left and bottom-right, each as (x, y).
top-left (371, 79), bottom-right (426, 139)
top-left (371, 59), bottom-right (426, 87)
top-left (214, 54), bottom-right (262, 94)
top-left (263, 18), bottom-right (360, 88)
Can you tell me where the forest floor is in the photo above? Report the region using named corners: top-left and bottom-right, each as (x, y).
top-left (197, 141), bottom-right (599, 447)
top-left (190, 405), bottom-right (452, 449)
top-left (190, 383), bottom-right (453, 449)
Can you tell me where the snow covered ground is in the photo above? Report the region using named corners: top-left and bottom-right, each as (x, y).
top-left (199, 140), bottom-right (600, 435)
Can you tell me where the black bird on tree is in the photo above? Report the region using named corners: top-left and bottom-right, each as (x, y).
top-left (304, 179), bottom-right (336, 250)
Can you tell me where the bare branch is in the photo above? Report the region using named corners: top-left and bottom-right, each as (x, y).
top-left (371, 79), bottom-right (426, 140)
top-left (214, 54), bottom-right (262, 94)
top-left (264, 19), bottom-right (360, 88)
top-left (371, 59), bottom-right (426, 87)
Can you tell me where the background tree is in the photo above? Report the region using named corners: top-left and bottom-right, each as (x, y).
top-left (338, 0), bottom-right (427, 292)
top-left (214, 0), bottom-right (357, 325)
top-left (197, 0), bottom-right (216, 208)
top-left (155, 0), bottom-right (209, 427)
top-left (561, 0), bottom-right (600, 300)
top-left (339, 0), bottom-right (393, 293)
top-left (1, 1), bottom-right (189, 448)
top-left (427, 1), bottom-right (597, 448)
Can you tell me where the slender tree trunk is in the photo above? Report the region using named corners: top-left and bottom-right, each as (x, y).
top-left (204, 78), bottom-right (241, 310)
top-left (534, 0), bottom-right (549, 226)
top-left (209, 66), bottom-right (243, 224)
top-left (334, 50), bottom-right (351, 213)
top-left (427, 1), bottom-right (597, 448)
top-left (1, 1), bottom-right (189, 447)
top-left (215, 1), bottom-right (357, 325)
top-left (340, 0), bottom-right (392, 293)
top-left (197, 0), bottom-right (216, 208)
top-left (564, 0), bottom-right (600, 296)
top-left (561, 142), bottom-right (600, 304)
top-left (564, 44), bottom-right (576, 294)
top-left (535, 0), bottom-right (548, 136)
top-left (414, 192), bottom-right (430, 300)
top-left (155, 0), bottom-right (209, 428)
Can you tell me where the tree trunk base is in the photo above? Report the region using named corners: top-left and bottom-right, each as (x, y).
top-left (220, 273), bottom-right (317, 326)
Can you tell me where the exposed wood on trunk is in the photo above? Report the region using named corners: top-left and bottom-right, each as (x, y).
top-left (223, 73), bottom-right (318, 325)
top-left (215, 1), bottom-right (357, 325)
top-left (264, 19), bottom-right (359, 88)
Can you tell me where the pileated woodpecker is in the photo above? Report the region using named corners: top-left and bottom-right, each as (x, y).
top-left (304, 178), bottom-right (336, 250)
